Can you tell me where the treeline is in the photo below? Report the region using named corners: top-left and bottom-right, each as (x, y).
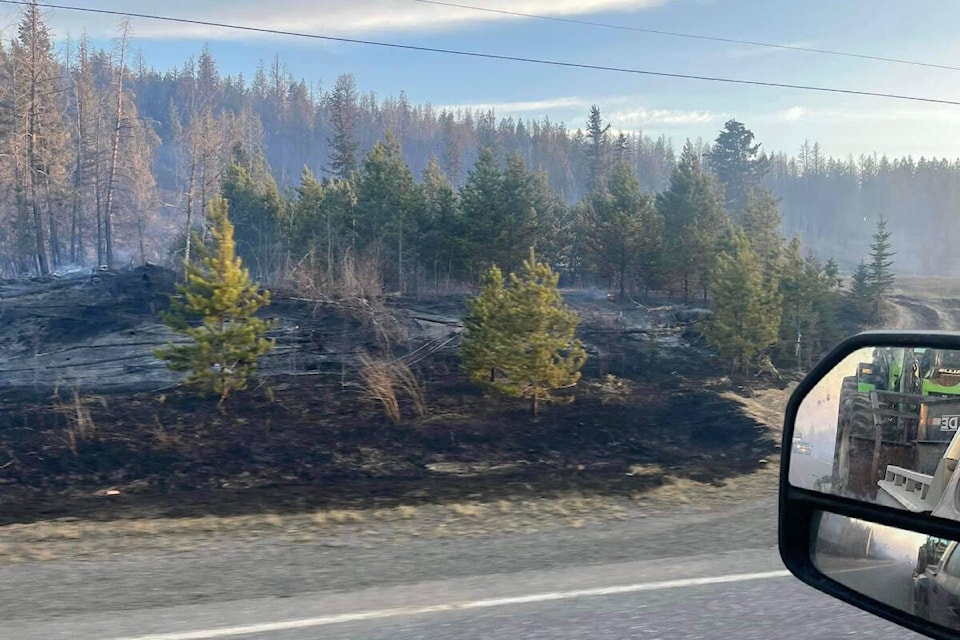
top-left (0, 3), bottom-right (952, 280)
top-left (218, 107), bottom-right (851, 371)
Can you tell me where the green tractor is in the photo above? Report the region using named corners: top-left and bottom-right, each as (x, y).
top-left (833, 347), bottom-right (960, 500)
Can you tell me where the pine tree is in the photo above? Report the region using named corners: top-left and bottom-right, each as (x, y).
top-left (742, 187), bottom-right (783, 282)
top-left (706, 230), bottom-right (781, 373)
top-left (327, 73), bottom-right (359, 179)
top-left (708, 119), bottom-right (770, 217)
top-left (354, 132), bottom-right (422, 292)
top-left (461, 249), bottom-right (586, 417)
top-left (850, 258), bottom-right (872, 313)
top-left (584, 105), bottom-right (610, 194)
top-left (869, 216), bottom-right (895, 322)
top-left (658, 141), bottom-right (727, 301)
top-left (419, 157), bottom-right (464, 290)
top-left (580, 161), bottom-right (653, 299)
top-left (155, 196), bottom-right (276, 404)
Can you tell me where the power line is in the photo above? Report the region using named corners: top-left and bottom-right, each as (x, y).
top-left (414, 0), bottom-right (960, 73)
top-left (2, 0), bottom-right (960, 107)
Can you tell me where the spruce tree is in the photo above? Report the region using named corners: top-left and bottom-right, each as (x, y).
top-left (707, 119), bottom-right (770, 217)
top-left (461, 249), bottom-right (586, 417)
top-left (868, 216), bottom-right (895, 322)
top-left (850, 258), bottom-right (872, 309)
top-left (706, 230), bottom-right (782, 373)
top-left (155, 196), bottom-right (276, 404)
top-left (658, 141), bottom-right (727, 301)
top-left (742, 187), bottom-right (783, 283)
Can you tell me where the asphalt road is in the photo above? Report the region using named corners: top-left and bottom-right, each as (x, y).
top-left (0, 497), bottom-right (927, 640)
top-left (818, 557), bottom-right (916, 614)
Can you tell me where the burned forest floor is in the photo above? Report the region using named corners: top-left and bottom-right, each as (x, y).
top-left (0, 267), bottom-right (792, 557)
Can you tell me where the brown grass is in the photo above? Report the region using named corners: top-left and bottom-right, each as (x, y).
top-left (358, 354), bottom-right (426, 423)
top-left (52, 388), bottom-right (107, 456)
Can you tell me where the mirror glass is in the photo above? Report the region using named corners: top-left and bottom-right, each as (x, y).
top-left (790, 346), bottom-right (960, 521)
top-left (814, 511), bottom-right (960, 630)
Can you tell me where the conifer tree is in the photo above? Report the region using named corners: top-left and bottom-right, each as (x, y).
top-left (461, 249), bottom-right (586, 417)
top-left (742, 187), bottom-right (783, 282)
top-left (156, 196), bottom-right (275, 404)
top-left (868, 216), bottom-right (895, 322)
top-left (706, 230), bottom-right (782, 373)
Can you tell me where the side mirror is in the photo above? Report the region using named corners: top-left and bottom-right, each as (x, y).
top-left (781, 331), bottom-right (960, 639)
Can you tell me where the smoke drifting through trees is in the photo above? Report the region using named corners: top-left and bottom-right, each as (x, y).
top-left (0, 4), bottom-right (941, 293)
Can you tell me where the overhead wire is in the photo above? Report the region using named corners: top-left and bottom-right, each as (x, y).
top-left (413, 0), bottom-right (960, 73)
top-left (1, 0), bottom-right (959, 106)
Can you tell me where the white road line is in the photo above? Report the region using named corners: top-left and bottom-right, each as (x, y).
top-left (108, 570), bottom-right (791, 640)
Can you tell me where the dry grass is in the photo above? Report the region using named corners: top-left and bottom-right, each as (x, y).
top-left (358, 354), bottom-right (427, 423)
top-left (52, 388), bottom-right (108, 456)
top-left (359, 354), bottom-right (401, 423)
top-left (448, 502), bottom-right (485, 518)
top-left (396, 505), bottom-right (418, 519)
top-left (0, 463), bottom-right (782, 562)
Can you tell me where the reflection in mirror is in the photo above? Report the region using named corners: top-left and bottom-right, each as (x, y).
top-left (790, 346), bottom-right (960, 521)
top-left (813, 512), bottom-right (960, 631)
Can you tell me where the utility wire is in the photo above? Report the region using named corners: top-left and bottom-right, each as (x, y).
top-left (413, 0), bottom-right (960, 73)
top-left (3, 0), bottom-right (960, 106)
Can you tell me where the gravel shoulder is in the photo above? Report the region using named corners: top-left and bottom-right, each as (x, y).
top-left (0, 476), bottom-right (779, 621)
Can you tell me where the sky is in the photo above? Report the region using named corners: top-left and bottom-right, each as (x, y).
top-left (6, 0), bottom-right (960, 159)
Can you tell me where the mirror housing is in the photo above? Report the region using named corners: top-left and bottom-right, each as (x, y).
top-left (781, 330), bottom-right (960, 640)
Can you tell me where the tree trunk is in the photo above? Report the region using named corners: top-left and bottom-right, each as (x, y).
top-left (103, 23), bottom-right (129, 270)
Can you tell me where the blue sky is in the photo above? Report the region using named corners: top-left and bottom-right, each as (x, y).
top-left (11, 0), bottom-right (960, 159)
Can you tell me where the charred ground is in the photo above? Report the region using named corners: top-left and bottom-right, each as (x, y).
top-left (0, 267), bottom-right (782, 525)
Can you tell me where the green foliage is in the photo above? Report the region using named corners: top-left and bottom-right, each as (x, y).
top-left (328, 73), bottom-right (360, 180)
top-left (579, 161), bottom-right (660, 299)
top-left (708, 119), bottom-right (770, 217)
top-left (155, 196), bottom-right (276, 403)
top-left (706, 230), bottom-right (782, 373)
top-left (419, 157), bottom-right (465, 291)
top-left (742, 188), bottom-right (783, 282)
top-left (777, 238), bottom-right (843, 369)
top-left (460, 149), bottom-right (558, 277)
top-left (850, 258), bottom-right (872, 312)
top-left (658, 141), bottom-right (728, 301)
top-left (221, 146), bottom-right (285, 279)
top-left (584, 105), bottom-right (611, 194)
top-left (354, 132), bottom-right (423, 291)
top-left (869, 216), bottom-right (895, 322)
top-left (461, 249), bottom-right (586, 417)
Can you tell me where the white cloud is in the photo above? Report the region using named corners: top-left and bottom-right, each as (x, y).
top-left (435, 96), bottom-right (722, 130)
top-left (759, 105), bottom-right (960, 125)
top-left (33, 0), bottom-right (671, 41)
top-left (438, 96), bottom-right (600, 113)
top-left (779, 106), bottom-right (805, 122)
top-left (607, 106), bottom-right (722, 127)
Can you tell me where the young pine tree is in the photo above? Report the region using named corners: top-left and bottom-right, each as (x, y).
top-left (850, 258), bottom-right (873, 315)
top-left (155, 196), bottom-right (276, 404)
top-left (869, 216), bottom-right (895, 322)
top-left (461, 249), bottom-right (586, 417)
top-left (706, 230), bottom-right (782, 373)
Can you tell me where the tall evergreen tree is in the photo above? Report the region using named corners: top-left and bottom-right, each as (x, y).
top-left (419, 157), bottom-right (463, 291)
top-left (584, 105), bottom-right (610, 194)
top-left (580, 161), bottom-right (653, 299)
top-left (327, 73), bottom-right (359, 180)
top-left (658, 141), bottom-right (727, 301)
top-left (708, 119), bottom-right (770, 218)
top-left (706, 230), bottom-right (782, 373)
top-left (868, 215), bottom-right (895, 322)
top-left (742, 187), bottom-right (783, 282)
top-left (354, 132), bottom-right (422, 292)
